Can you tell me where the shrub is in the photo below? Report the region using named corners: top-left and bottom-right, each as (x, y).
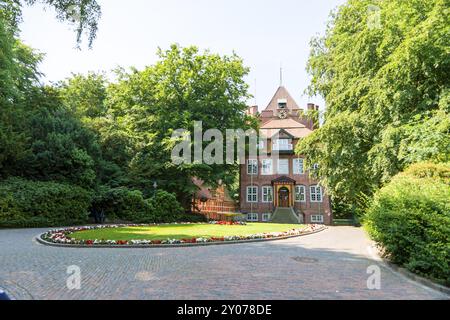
top-left (92, 186), bottom-right (150, 222)
top-left (92, 188), bottom-right (186, 224)
top-left (146, 190), bottom-right (184, 223)
top-left (178, 212), bottom-right (208, 223)
top-left (0, 178), bottom-right (91, 227)
top-left (365, 163), bottom-right (450, 285)
top-left (401, 162), bottom-right (450, 184)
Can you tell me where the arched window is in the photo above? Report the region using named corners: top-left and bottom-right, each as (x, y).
top-left (310, 185), bottom-right (323, 203)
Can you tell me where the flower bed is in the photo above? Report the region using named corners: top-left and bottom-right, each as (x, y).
top-left (209, 220), bottom-right (247, 226)
top-left (39, 223), bottom-right (325, 247)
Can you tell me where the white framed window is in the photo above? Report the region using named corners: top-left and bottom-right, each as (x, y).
top-left (273, 139), bottom-right (293, 151)
top-left (258, 139), bottom-right (265, 150)
top-left (247, 186), bottom-right (258, 203)
top-left (310, 185), bottom-right (323, 203)
top-left (247, 213), bottom-right (259, 222)
top-left (295, 185), bottom-right (307, 203)
top-left (262, 186), bottom-right (273, 203)
top-left (293, 158), bottom-right (305, 175)
top-left (262, 159), bottom-right (273, 175)
top-left (262, 213), bottom-right (271, 222)
top-left (277, 159), bottom-right (289, 174)
top-left (311, 215), bottom-right (324, 224)
top-left (275, 139), bottom-right (289, 147)
top-left (247, 159), bottom-right (258, 175)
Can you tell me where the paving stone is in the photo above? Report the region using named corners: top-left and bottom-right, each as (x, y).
top-left (0, 227), bottom-right (447, 300)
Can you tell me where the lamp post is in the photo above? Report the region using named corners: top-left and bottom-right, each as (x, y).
top-left (153, 181), bottom-right (158, 198)
top-left (218, 179), bottom-right (224, 217)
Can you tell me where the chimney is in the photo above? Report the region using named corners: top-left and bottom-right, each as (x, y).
top-left (246, 105), bottom-right (258, 116)
top-left (307, 103), bottom-right (315, 111)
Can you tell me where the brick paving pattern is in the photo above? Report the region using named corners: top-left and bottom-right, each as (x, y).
top-left (0, 227), bottom-right (447, 300)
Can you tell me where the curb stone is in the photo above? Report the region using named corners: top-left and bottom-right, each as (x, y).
top-left (35, 226), bottom-right (327, 249)
top-left (383, 261), bottom-right (450, 297)
top-left (370, 243), bottom-right (450, 297)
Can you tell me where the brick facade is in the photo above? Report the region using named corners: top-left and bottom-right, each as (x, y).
top-left (239, 86), bottom-right (333, 225)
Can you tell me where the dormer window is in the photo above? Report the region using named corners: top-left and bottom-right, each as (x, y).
top-left (277, 99), bottom-right (287, 109)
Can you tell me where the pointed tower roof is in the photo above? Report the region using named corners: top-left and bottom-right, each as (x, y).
top-left (264, 86), bottom-right (301, 111)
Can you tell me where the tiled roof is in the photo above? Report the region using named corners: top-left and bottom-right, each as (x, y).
top-left (261, 118), bottom-right (305, 129)
top-left (260, 128), bottom-right (313, 139)
top-left (260, 118), bottom-right (312, 139)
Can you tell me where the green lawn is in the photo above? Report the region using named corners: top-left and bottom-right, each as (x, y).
top-left (70, 223), bottom-right (305, 241)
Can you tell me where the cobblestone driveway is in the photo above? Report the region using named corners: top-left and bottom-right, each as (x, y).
top-left (0, 227), bottom-right (447, 300)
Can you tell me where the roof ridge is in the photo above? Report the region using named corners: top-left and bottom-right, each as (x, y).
top-left (264, 86), bottom-right (300, 111)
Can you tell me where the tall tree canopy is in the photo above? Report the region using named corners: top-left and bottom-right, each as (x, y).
top-left (297, 0), bottom-right (449, 211)
top-left (107, 45), bottom-right (255, 209)
top-left (0, 3), bottom-right (104, 184)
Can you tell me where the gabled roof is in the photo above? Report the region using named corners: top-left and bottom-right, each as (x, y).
top-left (264, 86), bottom-right (301, 111)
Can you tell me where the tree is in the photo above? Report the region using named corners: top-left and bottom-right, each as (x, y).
top-left (297, 0), bottom-right (450, 211)
top-left (58, 72), bottom-right (131, 187)
top-left (0, 10), bottom-right (43, 177)
top-left (59, 72), bottom-right (108, 119)
top-left (2, 0), bottom-right (101, 47)
top-left (107, 44), bottom-right (255, 210)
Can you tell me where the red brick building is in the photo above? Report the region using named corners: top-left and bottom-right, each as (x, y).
top-left (239, 86), bottom-right (333, 225)
top-left (192, 178), bottom-right (238, 220)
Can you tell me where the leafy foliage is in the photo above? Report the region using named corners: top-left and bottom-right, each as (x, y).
top-left (107, 45), bottom-right (255, 209)
top-left (401, 161), bottom-right (450, 184)
top-left (91, 186), bottom-right (151, 222)
top-left (4, 0), bottom-right (101, 47)
top-left (59, 72), bottom-right (108, 118)
top-left (365, 162), bottom-right (450, 285)
top-left (1, 1), bottom-right (256, 227)
top-left (297, 0), bottom-right (450, 209)
top-left (0, 178), bottom-right (91, 227)
top-left (146, 190), bottom-right (185, 223)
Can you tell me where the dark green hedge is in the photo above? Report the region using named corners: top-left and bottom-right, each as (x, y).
top-left (92, 187), bottom-right (188, 224)
top-left (92, 186), bottom-right (150, 222)
top-left (365, 162), bottom-right (450, 285)
top-left (0, 179), bottom-right (205, 228)
top-left (0, 178), bottom-right (91, 227)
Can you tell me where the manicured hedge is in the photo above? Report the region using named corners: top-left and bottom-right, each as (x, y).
top-left (365, 162), bottom-right (450, 285)
top-left (0, 179), bottom-right (203, 228)
top-left (0, 178), bottom-right (91, 227)
top-left (92, 187), bottom-right (187, 224)
top-left (92, 186), bottom-right (151, 222)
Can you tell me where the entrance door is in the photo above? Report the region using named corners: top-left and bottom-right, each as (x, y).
top-left (278, 187), bottom-right (290, 208)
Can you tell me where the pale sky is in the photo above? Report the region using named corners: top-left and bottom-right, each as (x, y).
top-left (19, 0), bottom-right (346, 111)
